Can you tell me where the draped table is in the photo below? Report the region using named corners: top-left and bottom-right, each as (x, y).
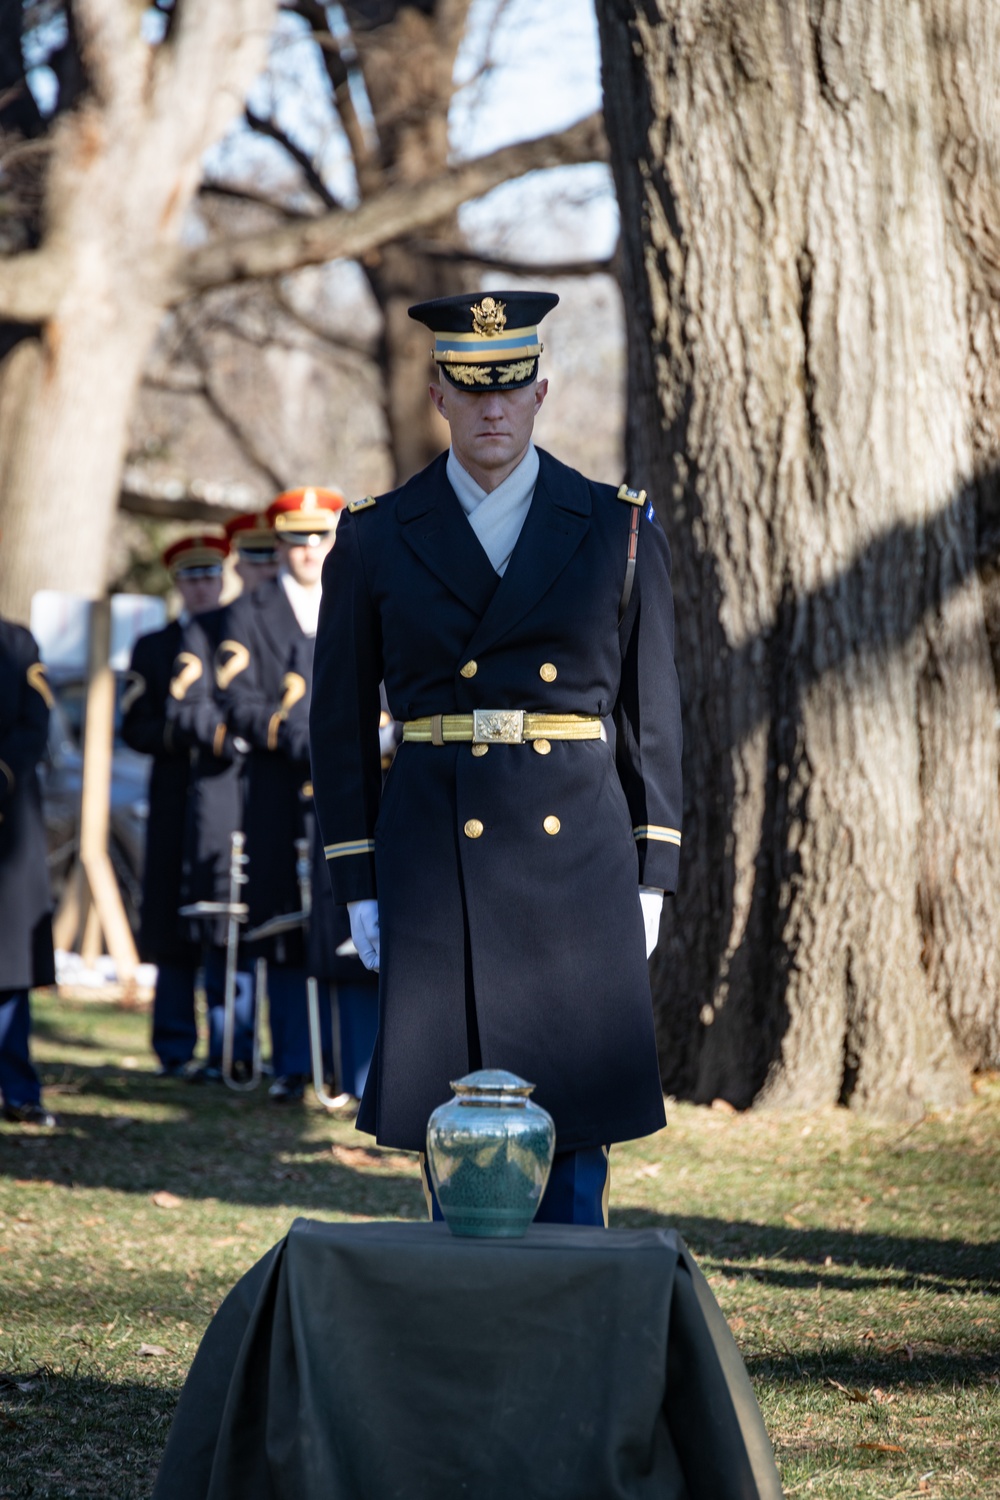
top-left (152, 1218), bottom-right (783, 1500)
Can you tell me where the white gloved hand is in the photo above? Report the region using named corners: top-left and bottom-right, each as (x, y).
top-left (347, 899), bottom-right (380, 971)
top-left (639, 887), bottom-right (664, 959)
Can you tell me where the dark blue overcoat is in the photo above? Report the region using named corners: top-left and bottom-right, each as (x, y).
top-left (310, 448), bottom-right (683, 1153)
top-left (214, 580), bottom-right (315, 967)
top-left (122, 618), bottom-right (240, 962)
top-left (0, 620), bottom-right (55, 990)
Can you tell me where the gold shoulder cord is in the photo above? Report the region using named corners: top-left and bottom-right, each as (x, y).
top-left (27, 661), bottom-right (55, 709)
top-left (216, 641), bottom-right (250, 691)
top-left (267, 672), bottom-right (307, 750)
top-left (169, 652), bottom-right (203, 701)
top-left (121, 670), bottom-right (147, 714)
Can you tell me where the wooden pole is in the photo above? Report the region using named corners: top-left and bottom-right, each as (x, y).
top-left (78, 597), bottom-right (138, 985)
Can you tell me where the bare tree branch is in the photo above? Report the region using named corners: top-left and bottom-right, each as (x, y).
top-left (119, 478), bottom-right (255, 523)
top-left (245, 106), bottom-right (344, 211)
top-left (285, 0), bottom-right (381, 191)
top-left (199, 180), bottom-right (315, 221)
top-left (270, 284), bottom-right (376, 357)
top-left (72, 0), bottom-right (144, 110)
top-left (0, 247), bottom-right (69, 322)
top-left (410, 241), bottom-right (617, 279)
top-left (170, 113), bottom-right (607, 301)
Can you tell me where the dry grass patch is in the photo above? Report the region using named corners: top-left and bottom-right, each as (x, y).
top-left (0, 995), bottom-right (997, 1498)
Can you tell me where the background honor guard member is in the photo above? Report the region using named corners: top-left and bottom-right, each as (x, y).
top-left (122, 532), bottom-right (234, 1077)
top-left (0, 616), bottom-right (57, 1127)
top-left (310, 290), bottom-right (683, 1226)
top-left (224, 511), bottom-right (280, 594)
top-left (215, 487), bottom-right (343, 1103)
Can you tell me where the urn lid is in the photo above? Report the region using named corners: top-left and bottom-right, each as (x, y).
top-left (449, 1069), bottom-right (535, 1099)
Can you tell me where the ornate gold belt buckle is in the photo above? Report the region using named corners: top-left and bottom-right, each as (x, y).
top-left (472, 708), bottom-right (524, 744)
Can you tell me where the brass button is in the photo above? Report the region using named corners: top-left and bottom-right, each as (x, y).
top-left (460, 660), bottom-right (478, 678)
top-left (543, 815), bottom-right (561, 835)
top-left (539, 662), bottom-right (557, 682)
top-left (533, 739), bottom-right (551, 755)
top-left (464, 818), bottom-right (484, 839)
top-left (471, 743), bottom-right (489, 757)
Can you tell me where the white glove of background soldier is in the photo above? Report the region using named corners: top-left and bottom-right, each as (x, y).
top-left (347, 899), bottom-right (380, 971)
top-left (639, 887), bottom-right (663, 959)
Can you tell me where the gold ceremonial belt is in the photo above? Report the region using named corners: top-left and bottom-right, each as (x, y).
top-left (403, 711), bottom-right (602, 746)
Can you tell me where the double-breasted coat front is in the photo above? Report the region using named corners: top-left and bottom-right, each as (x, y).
top-left (215, 580), bottom-right (315, 968)
top-left (310, 447), bottom-right (683, 1154)
top-left (0, 620), bottom-right (55, 991)
top-left (122, 618), bottom-right (240, 963)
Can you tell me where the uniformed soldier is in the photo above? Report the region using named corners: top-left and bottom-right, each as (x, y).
top-left (0, 617), bottom-right (57, 1127)
top-left (224, 512), bottom-right (280, 595)
top-left (215, 488), bottom-right (343, 1103)
top-left (122, 532), bottom-right (238, 1077)
top-left (310, 290), bottom-right (683, 1225)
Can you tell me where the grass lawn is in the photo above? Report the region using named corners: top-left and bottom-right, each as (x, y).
top-left (1, 992), bottom-right (997, 1499)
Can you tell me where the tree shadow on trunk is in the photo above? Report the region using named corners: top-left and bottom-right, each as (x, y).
top-left (655, 464), bottom-right (1000, 1111)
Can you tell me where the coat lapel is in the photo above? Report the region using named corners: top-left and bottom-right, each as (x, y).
top-left (254, 578), bottom-right (306, 669)
top-left (397, 453), bottom-right (501, 619)
top-left (465, 449), bottom-right (591, 657)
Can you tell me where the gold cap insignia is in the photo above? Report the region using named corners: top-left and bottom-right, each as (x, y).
top-left (302, 488), bottom-right (318, 512)
top-left (471, 296), bottom-right (507, 337)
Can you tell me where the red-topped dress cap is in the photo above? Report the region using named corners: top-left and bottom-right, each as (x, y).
top-left (267, 486), bottom-right (346, 535)
top-left (162, 532), bottom-right (229, 572)
top-left (224, 512), bottom-right (277, 553)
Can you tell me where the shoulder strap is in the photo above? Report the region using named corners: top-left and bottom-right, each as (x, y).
top-left (617, 484), bottom-right (647, 625)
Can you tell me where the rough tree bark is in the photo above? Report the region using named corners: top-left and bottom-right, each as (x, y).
top-left (0, 0), bottom-right (277, 623)
top-left (596, 0), bottom-right (1000, 1117)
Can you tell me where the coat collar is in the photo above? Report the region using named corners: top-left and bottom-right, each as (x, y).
top-left (396, 448), bottom-right (591, 643)
top-left (465, 448), bottom-right (591, 656)
top-left (397, 452), bottom-right (501, 618)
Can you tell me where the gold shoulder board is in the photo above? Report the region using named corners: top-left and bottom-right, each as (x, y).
top-left (347, 496), bottom-right (376, 513)
top-left (617, 483), bottom-right (647, 506)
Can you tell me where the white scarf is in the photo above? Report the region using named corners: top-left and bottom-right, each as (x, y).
top-left (447, 443), bottom-right (539, 576)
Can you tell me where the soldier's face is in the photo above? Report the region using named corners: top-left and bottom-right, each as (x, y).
top-left (236, 554), bottom-right (279, 593)
top-left (281, 532), bottom-right (335, 586)
top-left (430, 377), bottom-right (548, 490)
top-left (176, 571), bottom-right (223, 615)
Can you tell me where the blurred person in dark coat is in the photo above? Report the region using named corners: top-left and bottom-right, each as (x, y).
top-left (310, 291), bottom-right (683, 1225)
top-left (122, 532), bottom-right (239, 1077)
top-left (215, 488), bottom-right (343, 1103)
top-left (0, 617), bottom-right (57, 1126)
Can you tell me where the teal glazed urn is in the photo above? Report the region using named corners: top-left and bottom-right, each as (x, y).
top-left (426, 1070), bottom-right (556, 1238)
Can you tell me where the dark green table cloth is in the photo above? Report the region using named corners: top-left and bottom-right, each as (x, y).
top-left (153, 1219), bottom-right (783, 1500)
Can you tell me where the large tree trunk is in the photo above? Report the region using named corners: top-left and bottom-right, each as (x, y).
top-left (596, 0), bottom-right (1000, 1117)
top-left (349, 1), bottom-right (471, 483)
top-left (0, 0), bottom-right (275, 623)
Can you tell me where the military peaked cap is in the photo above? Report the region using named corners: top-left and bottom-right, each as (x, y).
top-left (408, 289), bottom-right (559, 392)
top-left (268, 487), bottom-right (345, 541)
top-left (225, 511), bottom-right (278, 558)
top-left (162, 532), bottom-right (228, 576)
